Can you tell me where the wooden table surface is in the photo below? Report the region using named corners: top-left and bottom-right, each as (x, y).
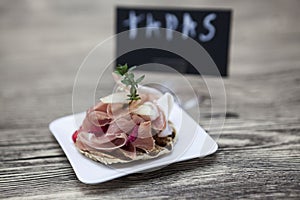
top-left (1, 0), bottom-right (299, 199)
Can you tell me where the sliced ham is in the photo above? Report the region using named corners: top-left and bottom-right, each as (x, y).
top-left (151, 109), bottom-right (166, 131)
top-left (107, 103), bottom-right (129, 119)
top-left (132, 121), bottom-right (155, 151)
top-left (81, 115), bottom-right (108, 134)
top-left (92, 101), bottom-right (108, 112)
top-left (107, 117), bottom-right (135, 135)
top-left (87, 111), bottom-right (111, 127)
top-left (77, 131), bottom-right (127, 151)
top-left (131, 114), bottom-right (145, 125)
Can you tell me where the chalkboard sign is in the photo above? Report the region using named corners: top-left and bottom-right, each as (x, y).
top-left (116, 7), bottom-right (231, 76)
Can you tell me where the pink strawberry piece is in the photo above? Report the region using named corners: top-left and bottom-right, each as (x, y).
top-left (72, 130), bottom-right (79, 143)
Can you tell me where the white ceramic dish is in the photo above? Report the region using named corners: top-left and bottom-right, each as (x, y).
top-left (49, 104), bottom-right (218, 184)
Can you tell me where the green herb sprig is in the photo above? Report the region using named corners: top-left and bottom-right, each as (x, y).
top-left (115, 64), bottom-right (145, 103)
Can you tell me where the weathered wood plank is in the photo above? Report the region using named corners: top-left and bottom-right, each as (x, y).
top-left (1, 146), bottom-right (299, 199)
top-left (0, 121), bottom-right (299, 199)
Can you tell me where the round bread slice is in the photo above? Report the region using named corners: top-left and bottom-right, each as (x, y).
top-left (75, 123), bottom-right (177, 165)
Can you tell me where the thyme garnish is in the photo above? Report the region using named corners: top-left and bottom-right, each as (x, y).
top-left (115, 64), bottom-right (145, 103)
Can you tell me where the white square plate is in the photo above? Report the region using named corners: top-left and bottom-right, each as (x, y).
top-left (49, 104), bottom-right (218, 184)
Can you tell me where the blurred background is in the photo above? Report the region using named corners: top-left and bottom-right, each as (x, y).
top-left (0, 0), bottom-right (299, 128)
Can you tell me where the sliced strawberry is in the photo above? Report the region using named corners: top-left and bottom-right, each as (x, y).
top-left (72, 130), bottom-right (79, 143)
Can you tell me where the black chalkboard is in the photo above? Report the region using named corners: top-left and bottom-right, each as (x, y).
top-left (116, 7), bottom-right (231, 76)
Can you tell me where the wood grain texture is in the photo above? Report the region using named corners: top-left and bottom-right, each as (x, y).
top-left (0, 0), bottom-right (299, 199)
